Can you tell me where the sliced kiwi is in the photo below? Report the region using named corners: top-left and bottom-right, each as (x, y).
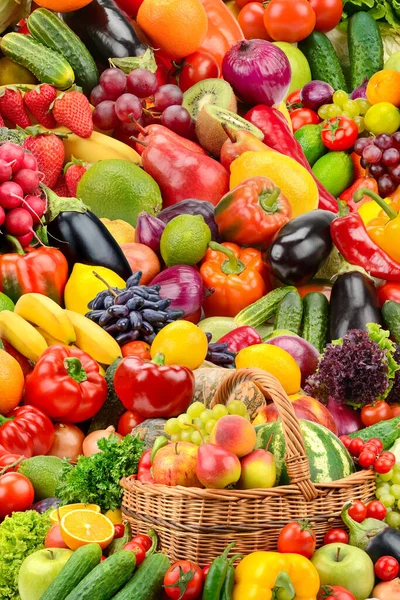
top-left (182, 78), bottom-right (237, 120)
top-left (195, 105), bottom-right (264, 157)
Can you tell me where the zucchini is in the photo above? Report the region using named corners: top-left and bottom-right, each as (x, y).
top-left (28, 9), bottom-right (98, 96)
top-left (0, 33), bottom-right (75, 90)
top-left (382, 300), bottom-right (400, 344)
top-left (298, 31), bottom-right (347, 91)
top-left (41, 544), bottom-right (102, 600)
top-left (65, 551), bottom-right (136, 600)
top-left (112, 553), bottom-right (170, 600)
top-left (348, 12), bottom-right (383, 91)
top-left (301, 292), bottom-right (329, 353)
top-left (348, 417), bottom-right (400, 450)
top-left (273, 291), bottom-right (303, 335)
top-left (234, 286), bottom-right (296, 328)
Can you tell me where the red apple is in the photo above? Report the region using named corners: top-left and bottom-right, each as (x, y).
top-left (238, 449), bottom-right (276, 489)
top-left (197, 443), bottom-right (241, 489)
top-left (45, 523), bottom-right (69, 549)
top-left (209, 415), bottom-right (256, 457)
top-left (152, 441), bottom-right (201, 487)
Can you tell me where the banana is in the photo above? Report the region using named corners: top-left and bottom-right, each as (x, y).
top-left (15, 293), bottom-right (76, 345)
top-left (64, 310), bottom-right (122, 366)
top-left (62, 130), bottom-right (141, 166)
top-left (0, 311), bottom-right (47, 362)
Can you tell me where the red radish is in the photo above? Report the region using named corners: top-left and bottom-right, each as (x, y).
top-left (0, 143), bottom-right (25, 172)
top-left (24, 195), bottom-right (46, 224)
top-left (12, 169), bottom-right (41, 195)
top-left (0, 159), bottom-right (13, 183)
top-left (16, 231), bottom-right (34, 248)
top-left (21, 153), bottom-right (38, 171)
top-left (0, 206), bottom-right (5, 227)
top-left (5, 207), bottom-right (33, 236)
top-left (0, 181), bottom-right (23, 209)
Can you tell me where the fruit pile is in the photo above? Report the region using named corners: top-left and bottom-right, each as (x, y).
top-left (354, 133), bottom-right (400, 196)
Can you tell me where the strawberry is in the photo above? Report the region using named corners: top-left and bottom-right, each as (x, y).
top-left (24, 85), bottom-right (57, 129)
top-left (52, 91), bottom-right (93, 138)
top-left (0, 112), bottom-right (4, 128)
top-left (64, 157), bottom-right (87, 197)
top-left (52, 174), bottom-right (71, 197)
top-left (0, 87), bottom-right (31, 128)
top-left (24, 129), bottom-right (65, 189)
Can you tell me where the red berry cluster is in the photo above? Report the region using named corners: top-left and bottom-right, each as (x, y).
top-left (340, 435), bottom-right (396, 474)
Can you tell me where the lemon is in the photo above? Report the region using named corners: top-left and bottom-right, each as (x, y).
top-left (160, 214), bottom-right (211, 267)
top-left (0, 292), bottom-right (14, 312)
top-left (151, 321), bottom-right (208, 369)
top-left (364, 102), bottom-right (400, 135)
top-left (64, 264), bottom-right (126, 315)
top-left (100, 218), bottom-right (136, 245)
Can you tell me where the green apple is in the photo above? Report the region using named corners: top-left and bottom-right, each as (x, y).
top-left (238, 449), bottom-right (276, 489)
top-left (311, 543), bottom-right (375, 600)
top-left (385, 51), bottom-right (400, 71)
top-left (18, 548), bottom-right (73, 600)
top-left (272, 42), bottom-right (312, 95)
top-left (197, 317), bottom-right (237, 342)
top-left (264, 329), bottom-right (299, 341)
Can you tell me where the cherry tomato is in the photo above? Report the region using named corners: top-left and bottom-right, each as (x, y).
top-left (277, 521), bottom-right (316, 559)
top-left (380, 451), bottom-right (396, 466)
top-left (358, 449), bottom-right (377, 469)
top-left (366, 500), bottom-right (387, 520)
top-left (309, 0), bottom-right (343, 32)
top-left (100, 556), bottom-right (107, 562)
top-left (321, 116), bottom-right (359, 151)
top-left (290, 107), bottom-right (320, 132)
top-left (117, 411), bottom-right (144, 436)
top-left (297, 280), bottom-right (332, 300)
top-left (235, 0), bottom-right (254, 7)
top-left (286, 89), bottom-right (302, 112)
top-left (323, 528), bottom-right (349, 545)
top-left (113, 524), bottom-right (125, 539)
top-left (377, 282), bottom-right (400, 306)
top-left (131, 534), bottom-right (153, 552)
top-left (375, 555), bottom-right (400, 581)
top-left (264, 0), bottom-right (316, 43)
top-left (392, 404), bottom-right (400, 417)
top-left (178, 51), bottom-right (220, 93)
top-left (369, 438), bottom-right (384, 453)
top-left (164, 560), bottom-right (204, 600)
top-left (0, 472), bottom-right (34, 519)
top-left (123, 541), bottom-right (146, 565)
top-left (361, 401), bottom-right (393, 427)
top-left (363, 442), bottom-right (380, 454)
top-left (0, 453), bottom-right (22, 473)
top-left (339, 435), bottom-right (351, 449)
top-left (375, 456), bottom-right (394, 474)
top-left (317, 587), bottom-right (356, 600)
top-left (348, 500), bottom-right (367, 523)
top-left (238, 3), bottom-right (270, 41)
top-left (202, 564), bottom-right (211, 578)
top-left (348, 438), bottom-right (365, 457)
top-left (121, 341), bottom-right (151, 360)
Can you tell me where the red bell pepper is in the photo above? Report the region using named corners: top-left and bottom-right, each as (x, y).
top-left (114, 353), bottom-right (194, 419)
top-left (137, 449), bottom-right (154, 483)
top-left (24, 345), bottom-right (108, 422)
top-left (218, 326), bottom-right (262, 353)
top-left (339, 177), bottom-right (379, 212)
top-left (199, 0), bottom-right (244, 67)
top-left (0, 406), bottom-right (54, 457)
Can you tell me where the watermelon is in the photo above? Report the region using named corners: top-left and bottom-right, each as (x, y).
top-left (255, 420), bottom-right (355, 484)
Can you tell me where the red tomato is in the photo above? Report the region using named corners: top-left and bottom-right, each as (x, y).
top-left (121, 341), bottom-right (151, 360)
top-left (235, 0), bottom-right (254, 7)
top-left (114, 0), bottom-right (144, 17)
top-left (178, 51), bottom-right (220, 93)
top-left (123, 541), bottom-right (146, 565)
top-left (348, 500), bottom-right (367, 523)
top-left (323, 528), bottom-right (349, 545)
top-left (366, 500), bottom-right (387, 520)
top-left (348, 438), bottom-right (365, 457)
top-left (392, 404), bottom-right (400, 417)
top-left (131, 534), bottom-right (153, 552)
top-left (0, 453), bottom-right (21, 473)
top-left (45, 523), bottom-right (69, 549)
top-left (297, 280), bottom-right (332, 300)
top-left (309, 0), bottom-right (343, 32)
top-left (202, 564), bottom-right (211, 578)
top-left (317, 586), bottom-right (356, 600)
top-left (375, 556), bottom-right (400, 581)
top-left (277, 521), bottom-right (316, 559)
top-left (369, 438), bottom-right (384, 453)
top-left (375, 456), bottom-right (394, 474)
top-left (290, 108), bottom-right (320, 132)
top-left (0, 472), bottom-right (34, 519)
top-left (264, 0), bottom-right (316, 43)
top-left (113, 524), bottom-right (125, 539)
top-left (361, 401), bottom-right (393, 427)
top-left (238, 3), bottom-right (270, 41)
top-left (339, 435), bottom-right (351, 449)
top-left (358, 449), bottom-right (377, 469)
top-left (164, 561), bottom-right (204, 600)
top-left (321, 116), bottom-right (359, 151)
top-left (286, 89), bottom-right (302, 112)
top-left (377, 282), bottom-right (400, 306)
top-left (117, 411), bottom-right (144, 436)
top-left (380, 451), bottom-right (396, 465)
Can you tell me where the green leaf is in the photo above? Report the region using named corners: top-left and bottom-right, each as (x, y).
top-left (109, 49), bottom-right (157, 74)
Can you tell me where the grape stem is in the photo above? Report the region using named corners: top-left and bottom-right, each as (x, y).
top-left (92, 271), bottom-right (118, 297)
top-left (184, 422), bottom-right (205, 444)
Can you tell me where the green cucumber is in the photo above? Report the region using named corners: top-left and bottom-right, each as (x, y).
top-left (0, 33), bottom-right (75, 90)
top-left (273, 291), bottom-right (303, 335)
top-left (382, 300), bottom-right (400, 344)
top-left (65, 551), bottom-right (136, 600)
top-left (27, 9), bottom-right (98, 95)
top-left (234, 286), bottom-right (296, 328)
top-left (348, 12), bottom-right (383, 91)
top-left (112, 553), bottom-right (170, 600)
top-left (301, 292), bottom-right (329, 353)
top-left (298, 31), bottom-right (347, 91)
top-left (348, 417), bottom-right (400, 450)
top-left (41, 544), bottom-right (102, 600)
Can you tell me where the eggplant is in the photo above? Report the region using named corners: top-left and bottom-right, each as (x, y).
top-left (157, 199), bottom-right (220, 242)
top-left (267, 210), bottom-right (335, 285)
top-left (330, 271), bottom-right (383, 340)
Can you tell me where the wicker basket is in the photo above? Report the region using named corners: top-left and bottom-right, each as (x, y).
top-left (121, 369), bottom-right (375, 565)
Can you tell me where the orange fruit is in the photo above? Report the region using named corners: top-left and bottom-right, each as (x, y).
top-left (34, 0), bottom-right (93, 11)
top-left (137, 0), bottom-right (208, 60)
top-left (366, 70), bottom-right (400, 107)
top-left (60, 510), bottom-right (114, 550)
top-left (0, 348), bottom-right (24, 415)
top-left (49, 503), bottom-right (101, 524)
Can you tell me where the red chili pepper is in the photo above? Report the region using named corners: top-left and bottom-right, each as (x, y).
top-left (137, 449), bottom-right (154, 483)
top-left (0, 406), bottom-right (54, 457)
top-left (339, 177), bottom-right (379, 212)
top-left (218, 326), bottom-right (262, 353)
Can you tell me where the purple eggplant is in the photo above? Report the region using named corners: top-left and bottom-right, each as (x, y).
top-left (29, 497), bottom-right (60, 514)
top-left (157, 199), bottom-right (220, 241)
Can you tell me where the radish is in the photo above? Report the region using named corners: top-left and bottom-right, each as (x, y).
top-left (16, 231), bottom-right (34, 248)
top-left (0, 181), bottom-right (23, 209)
top-left (0, 159), bottom-right (13, 183)
top-left (21, 153), bottom-right (38, 171)
top-left (12, 169), bottom-right (41, 195)
top-left (0, 205), bottom-right (5, 228)
top-left (5, 207), bottom-right (34, 236)
top-left (24, 195), bottom-right (46, 225)
top-left (0, 143), bottom-right (25, 172)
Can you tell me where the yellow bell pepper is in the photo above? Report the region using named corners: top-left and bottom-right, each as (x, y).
top-left (233, 552), bottom-right (320, 600)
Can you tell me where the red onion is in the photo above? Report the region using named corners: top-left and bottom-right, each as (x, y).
top-left (351, 78), bottom-right (368, 100)
top-left (326, 396), bottom-right (363, 437)
top-left (300, 80), bottom-right (334, 111)
top-left (135, 212), bottom-right (165, 254)
top-left (222, 39), bottom-right (291, 107)
top-left (151, 265), bottom-right (207, 316)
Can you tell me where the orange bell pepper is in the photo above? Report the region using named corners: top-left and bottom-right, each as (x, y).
top-left (200, 242), bottom-right (269, 317)
top-left (199, 0), bottom-right (244, 67)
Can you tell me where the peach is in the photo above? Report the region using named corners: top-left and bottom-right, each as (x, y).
top-left (238, 449), bottom-right (276, 489)
top-left (152, 441), bottom-right (201, 487)
top-left (197, 443), bottom-right (241, 489)
top-left (209, 415), bottom-right (256, 458)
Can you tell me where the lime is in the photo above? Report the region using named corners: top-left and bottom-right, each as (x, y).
top-left (294, 124), bottom-right (327, 166)
top-left (64, 263), bottom-right (126, 315)
top-left (312, 151), bottom-right (354, 197)
top-left (19, 456), bottom-right (65, 502)
top-left (77, 159), bottom-right (162, 227)
top-left (364, 102), bottom-right (400, 135)
top-left (272, 42), bottom-right (311, 95)
top-left (0, 292), bottom-right (15, 312)
top-left (160, 214), bottom-right (211, 267)
top-left (385, 51), bottom-right (400, 71)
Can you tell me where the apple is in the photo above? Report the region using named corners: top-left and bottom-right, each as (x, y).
top-left (238, 449), bottom-right (276, 489)
top-left (45, 523), bottom-right (69, 549)
top-left (272, 42), bottom-right (312, 95)
top-left (197, 443), bottom-right (241, 489)
top-left (152, 441), bottom-right (201, 487)
top-left (311, 543), bottom-right (375, 600)
top-left (197, 317), bottom-right (237, 342)
top-left (18, 548), bottom-right (73, 600)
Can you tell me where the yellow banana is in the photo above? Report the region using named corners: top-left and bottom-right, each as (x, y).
top-left (0, 311), bottom-right (47, 362)
top-left (62, 130), bottom-right (141, 166)
top-left (15, 293), bottom-right (76, 345)
top-left (64, 310), bottom-right (122, 365)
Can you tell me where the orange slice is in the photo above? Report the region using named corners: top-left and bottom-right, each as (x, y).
top-left (50, 503), bottom-right (101, 524)
top-left (60, 510), bottom-right (115, 550)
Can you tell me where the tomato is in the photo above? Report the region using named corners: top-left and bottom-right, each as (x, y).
top-left (286, 89), bottom-right (302, 112)
top-left (366, 500), bottom-right (387, 520)
top-left (183, 308), bottom-right (202, 324)
top-left (117, 411), bottom-right (144, 436)
top-left (235, 0), bottom-right (254, 7)
top-left (348, 500), bottom-right (367, 523)
top-left (358, 449), bottom-right (377, 469)
top-left (164, 560), bottom-right (204, 600)
top-left (392, 404), bottom-right (400, 417)
top-left (377, 282), bottom-right (400, 306)
top-left (277, 521), bottom-right (316, 559)
top-left (202, 564), bottom-right (211, 578)
top-left (321, 116), bottom-right (359, 151)
top-left (375, 456), bottom-right (394, 474)
top-left (309, 0), bottom-right (343, 32)
top-left (348, 438), bottom-right (365, 457)
top-left (297, 280), bottom-right (332, 300)
top-left (361, 400), bottom-right (393, 427)
top-left (369, 438), bottom-right (384, 453)
top-left (381, 451), bottom-right (396, 465)
top-left (238, 3), bottom-right (270, 41)
top-left (122, 341), bottom-right (151, 360)
top-left (0, 453), bottom-right (21, 473)
top-left (317, 586), bottom-right (356, 600)
top-left (375, 555), bottom-right (400, 581)
top-left (264, 0), bottom-right (316, 43)
top-left (178, 51), bottom-right (220, 93)
top-left (0, 472), bottom-right (34, 519)
top-left (131, 534), bottom-right (153, 552)
top-left (290, 108), bottom-right (320, 132)
top-left (123, 541), bottom-right (146, 566)
top-left (45, 523), bottom-right (69, 549)
top-left (113, 524), bottom-right (125, 539)
top-left (339, 435), bottom-right (351, 449)
top-left (114, 0), bottom-right (144, 17)
top-left (323, 528), bottom-right (349, 545)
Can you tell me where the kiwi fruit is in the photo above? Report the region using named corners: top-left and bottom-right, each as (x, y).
top-left (195, 105), bottom-right (264, 157)
top-left (182, 78), bottom-right (237, 120)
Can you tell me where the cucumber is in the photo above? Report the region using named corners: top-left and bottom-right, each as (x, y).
top-left (301, 292), bottom-right (329, 353)
top-left (234, 286), bottom-right (296, 328)
top-left (65, 551), bottom-right (136, 600)
top-left (41, 544), bottom-right (102, 600)
top-left (112, 553), bottom-right (170, 600)
top-left (348, 12), bottom-right (383, 91)
top-left (382, 301), bottom-right (400, 344)
top-left (348, 417), bottom-right (400, 450)
top-left (27, 9), bottom-right (98, 95)
top-left (0, 33), bottom-right (75, 90)
top-left (298, 31), bottom-right (347, 91)
top-left (273, 291), bottom-right (303, 335)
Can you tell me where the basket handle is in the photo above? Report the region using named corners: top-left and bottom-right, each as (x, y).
top-left (212, 368), bottom-right (319, 501)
